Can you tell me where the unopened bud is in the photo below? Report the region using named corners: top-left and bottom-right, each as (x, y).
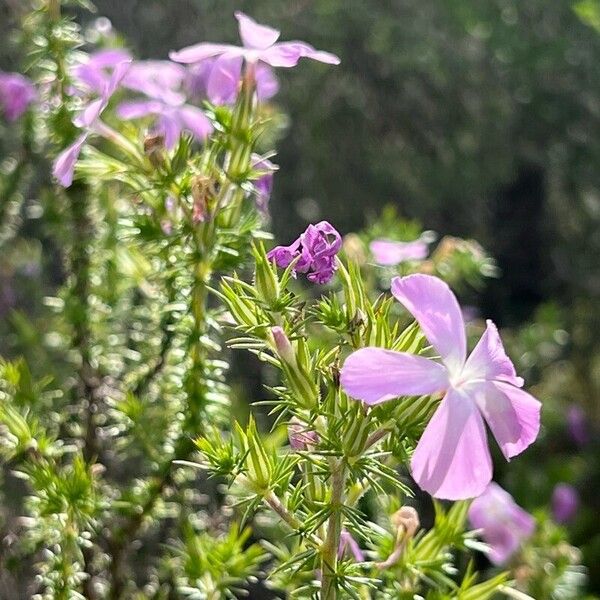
top-left (272, 327), bottom-right (295, 365)
top-left (191, 176), bottom-right (211, 224)
top-left (287, 417), bottom-right (319, 451)
top-left (254, 245), bottom-right (280, 306)
top-left (144, 133), bottom-right (166, 168)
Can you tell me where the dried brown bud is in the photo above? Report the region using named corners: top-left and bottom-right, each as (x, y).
top-left (391, 506), bottom-right (420, 539)
top-left (143, 133), bottom-right (166, 168)
top-left (191, 176), bottom-right (213, 224)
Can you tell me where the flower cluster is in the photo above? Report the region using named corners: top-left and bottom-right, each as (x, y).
top-left (267, 221), bottom-right (342, 284)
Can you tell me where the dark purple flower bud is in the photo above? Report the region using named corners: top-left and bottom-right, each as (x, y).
top-left (552, 483), bottom-right (579, 524)
top-left (567, 405), bottom-right (589, 447)
top-left (0, 72), bottom-right (36, 122)
top-left (267, 221), bottom-right (341, 284)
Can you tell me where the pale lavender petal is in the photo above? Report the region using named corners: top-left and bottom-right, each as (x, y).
top-left (255, 63), bottom-right (279, 100)
top-left (176, 105), bottom-right (213, 140)
top-left (72, 49), bottom-right (132, 93)
top-left (340, 348), bottom-right (449, 405)
top-left (474, 380), bottom-right (541, 459)
top-left (123, 60), bottom-right (186, 105)
top-left (169, 43), bottom-right (243, 64)
top-left (463, 320), bottom-right (523, 386)
top-left (261, 41), bottom-right (340, 67)
top-left (391, 274), bottom-right (467, 374)
top-left (206, 55), bottom-right (242, 104)
top-left (116, 100), bottom-right (164, 120)
top-left (552, 484), bottom-right (579, 524)
top-left (156, 113), bottom-right (182, 149)
top-left (235, 11), bottom-right (280, 50)
top-left (74, 97), bottom-right (105, 127)
top-left (52, 134), bottom-right (88, 187)
top-left (370, 239), bottom-right (429, 266)
top-left (411, 387), bottom-right (492, 500)
top-left (468, 482), bottom-right (535, 564)
top-left (338, 530), bottom-right (364, 562)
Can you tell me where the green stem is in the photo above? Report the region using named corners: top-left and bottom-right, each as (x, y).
top-left (321, 459), bottom-right (346, 600)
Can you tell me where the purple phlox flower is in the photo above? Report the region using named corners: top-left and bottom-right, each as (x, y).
top-left (370, 238), bottom-right (429, 266)
top-left (251, 153), bottom-right (277, 214)
top-left (71, 49), bottom-right (133, 94)
top-left (338, 530), bottom-right (364, 562)
top-left (567, 405), bottom-right (589, 446)
top-left (552, 483), bottom-right (579, 524)
top-left (187, 56), bottom-right (278, 105)
top-left (170, 11), bottom-right (340, 69)
top-left (116, 61), bottom-right (212, 149)
top-left (0, 71), bottom-right (36, 122)
top-left (340, 274), bottom-right (541, 500)
top-left (468, 482), bottom-right (535, 565)
top-left (267, 221), bottom-right (342, 284)
top-left (53, 60), bottom-right (131, 187)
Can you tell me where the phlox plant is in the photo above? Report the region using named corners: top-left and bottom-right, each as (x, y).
top-left (0, 1), bottom-right (591, 599)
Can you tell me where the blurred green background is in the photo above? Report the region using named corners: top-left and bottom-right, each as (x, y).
top-left (1, 0), bottom-right (599, 593)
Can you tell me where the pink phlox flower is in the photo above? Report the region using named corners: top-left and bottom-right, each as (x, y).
top-left (0, 71), bottom-right (36, 121)
top-left (370, 238), bottom-right (429, 266)
top-left (340, 274), bottom-right (541, 500)
top-left (468, 482), bottom-right (535, 565)
top-left (53, 60), bottom-right (131, 187)
top-left (169, 12), bottom-right (340, 69)
top-left (268, 221), bottom-right (342, 284)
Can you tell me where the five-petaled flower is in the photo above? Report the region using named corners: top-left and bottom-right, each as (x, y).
top-left (268, 221), bottom-right (342, 284)
top-left (340, 274), bottom-right (541, 500)
top-left (468, 482), bottom-right (535, 565)
top-left (170, 12), bottom-right (340, 69)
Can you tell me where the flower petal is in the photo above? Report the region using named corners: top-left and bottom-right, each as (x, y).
top-left (468, 380), bottom-right (541, 460)
top-left (116, 100), bottom-right (164, 120)
top-left (260, 41), bottom-right (340, 68)
top-left (169, 44), bottom-right (242, 64)
top-left (370, 239), bottom-right (428, 266)
top-left (177, 105), bottom-right (213, 140)
top-left (340, 348), bottom-right (449, 405)
top-left (391, 274), bottom-right (466, 374)
top-left (235, 11), bottom-right (280, 50)
top-left (411, 387), bottom-right (492, 500)
top-left (206, 55), bottom-right (243, 104)
top-left (463, 320), bottom-right (523, 386)
top-left (52, 134), bottom-right (88, 187)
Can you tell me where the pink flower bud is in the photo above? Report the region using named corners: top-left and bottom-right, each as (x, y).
top-left (271, 326), bottom-right (295, 364)
top-left (287, 416), bottom-right (319, 450)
